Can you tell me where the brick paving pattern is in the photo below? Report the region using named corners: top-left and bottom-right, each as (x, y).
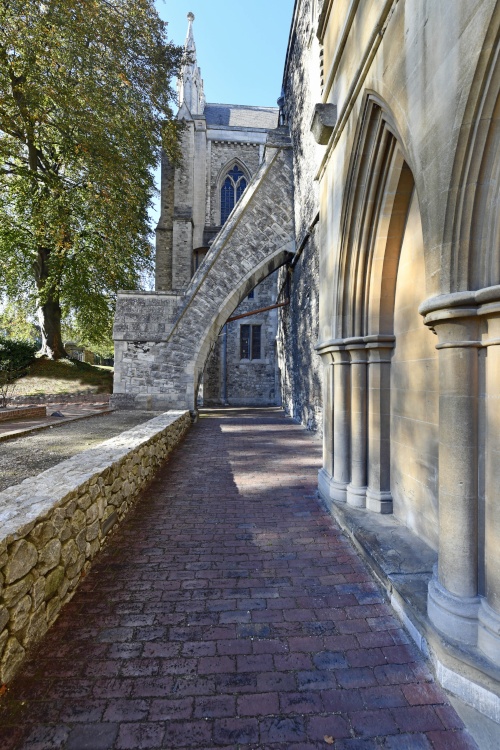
top-left (0, 409), bottom-right (477, 749)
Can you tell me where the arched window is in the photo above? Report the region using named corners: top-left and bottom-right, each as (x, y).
top-left (220, 165), bottom-right (247, 224)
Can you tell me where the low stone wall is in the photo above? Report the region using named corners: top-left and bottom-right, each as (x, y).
top-left (10, 392), bottom-right (110, 405)
top-left (0, 410), bottom-right (190, 684)
top-left (0, 406), bottom-right (46, 423)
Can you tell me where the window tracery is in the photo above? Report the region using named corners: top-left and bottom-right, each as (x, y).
top-left (220, 165), bottom-right (247, 224)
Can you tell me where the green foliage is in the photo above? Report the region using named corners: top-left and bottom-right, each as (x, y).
top-left (0, 299), bottom-right (40, 342)
top-left (0, 335), bottom-right (37, 405)
top-left (0, 0), bottom-right (184, 351)
top-left (61, 314), bottom-right (114, 359)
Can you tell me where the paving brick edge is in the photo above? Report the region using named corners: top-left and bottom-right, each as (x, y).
top-left (0, 406), bottom-right (46, 423)
top-left (0, 409), bottom-right (191, 684)
top-left (0, 407), bottom-right (115, 443)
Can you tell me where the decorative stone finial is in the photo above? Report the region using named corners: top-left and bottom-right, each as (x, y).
top-left (187, 12), bottom-right (195, 22)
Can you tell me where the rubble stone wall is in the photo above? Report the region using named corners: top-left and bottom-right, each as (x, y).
top-left (0, 410), bottom-right (190, 685)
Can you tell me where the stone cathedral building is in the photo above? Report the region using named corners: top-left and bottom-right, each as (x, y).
top-left (113, 0), bottom-right (500, 726)
top-left (155, 13), bottom-right (281, 407)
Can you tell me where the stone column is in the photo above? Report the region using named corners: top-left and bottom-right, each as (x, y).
top-left (423, 308), bottom-right (480, 645)
top-left (365, 336), bottom-right (394, 514)
top-left (478, 301), bottom-right (500, 665)
top-left (318, 353), bottom-right (334, 501)
top-left (346, 340), bottom-right (368, 507)
top-left (331, 347), bottom-right (351, 502)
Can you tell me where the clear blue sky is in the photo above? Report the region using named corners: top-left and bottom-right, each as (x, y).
top-left (157, 1), bottom-right (294, 107)
top-left (150, 1), bottom-right (295, 227)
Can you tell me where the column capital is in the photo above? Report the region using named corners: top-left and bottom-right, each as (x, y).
top-left (365, 335), bottom-right (395, 363)
top-left (478, 302), bottom-right (500, 348)
top-left (419, 285), bottom-right (500, 347)
top-left (364, 334), bottom-right (395, 347)
top-left (423, 313), bottom-right (480, 349)
top-left (345, 340), bottom-right (368, 362)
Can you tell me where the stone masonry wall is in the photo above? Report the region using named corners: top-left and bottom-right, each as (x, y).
top-left (277, 0), bottom-right (324, 433)
top-left (0, 410), bottom-right (190, 684)
top-left (202, 272), bottom-right (279, 406)
top-left (225, 272), bottom-right (279, 406)
top-left (277, 227), bottom-right (322, 433)
top-left (112, 133), bottom-right (295, 411)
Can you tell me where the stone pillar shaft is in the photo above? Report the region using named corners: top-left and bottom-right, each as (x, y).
top-left (322, 357), bottom-right (334, 478)
top-left (331, 348), bottom-right (351, 501)
top-left (478, 310), bottom-right (500, 664)
top-left (437, 335), bottom-right (479, 597)
top-left (424, 313), bottom-right (480, 645)
top-left (346, 343), bottom-right (367, 507)
top-left (366, 339), bottom-right (394, 514)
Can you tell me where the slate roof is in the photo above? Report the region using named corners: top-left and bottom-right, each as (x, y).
top-left (204, 103), bottom-right (279, 130)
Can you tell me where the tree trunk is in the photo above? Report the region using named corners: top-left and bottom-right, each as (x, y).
top-left (37, 298), bottom-right (66, 359)
top-left (35, 246), bottom-right (66, 359)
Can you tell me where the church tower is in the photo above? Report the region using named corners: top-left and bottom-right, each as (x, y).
top-left (155, 13), bottom-right (282, 406)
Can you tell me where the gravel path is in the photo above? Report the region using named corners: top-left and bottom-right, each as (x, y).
top-left (0, 411), bottom-right (163, 493)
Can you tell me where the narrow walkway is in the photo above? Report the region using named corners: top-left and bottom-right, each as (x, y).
top-left (0, 409), bottom-right (476, 749)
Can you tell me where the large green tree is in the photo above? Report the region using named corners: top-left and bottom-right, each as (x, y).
top-left (0, 0), bottom-right (183, 358)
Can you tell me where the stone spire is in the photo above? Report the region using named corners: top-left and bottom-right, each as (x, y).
top-left (178, 12), bottom-right (205, 116)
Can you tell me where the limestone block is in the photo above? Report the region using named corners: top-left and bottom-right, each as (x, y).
top-left (23, 604), bottom-right (47, 646)
top-left (44, 566), bottom-right (64, 601)
top-left (121, 480), bottom-right (131, 497)
top-left (86, 504), bottom-right (99, 525)
top-left (70, 509), bottom-right (86, 535)
top-left (32, 577), bottom-right (46, 610)
top-left (88, 538), bottom-right (100, 558)
top-left (51, 508), bottom-right (66, 532)
top-left (86, 520), bottom-right (99, 542)
top-left (75, 529), bottom-right (86, 554)
top-left (0, 604), bottom-right (9, 632)
top-left (68, 552), bottom-right (85, 581)
top-left (2, 574), bottom-right (33, 608)
top-left (111, 478), bottom-right (122, 494)
top-left (4, 540), bottom-right (38, 584)
top-left (38, 539), bottom-right (61, 575)
top-left (9, 595), bottom-right (31, 633)
top-left (46, 596), bottom-right (61, 626)
top-left (78, 494), bottom-right (92, 511)
top-left (0, 637), bottom-right (25, 683)
top-left (28, 522), bottom-right (56, 548)
top-left (89, 483), bottom-right (100, 502)
top-left (61, 539), bottom-right (79, 568)
top-left (0, 629), bottom-right (8, 662)
top-left (65, 499), bottom-right (78, 517)
top-left (60, 520), bottom-right (72, 543)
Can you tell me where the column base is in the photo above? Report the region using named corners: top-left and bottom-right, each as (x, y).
top-left (478, 599), bottom-right (500, 666)
top-left (318, 469), bottom-right (348, 504)
top-left (428, 572), bottom-right (480, 646)
top-left (346, 484), bottom-right (367, 508)
top-left (366, 488), bottom-right (393, 514)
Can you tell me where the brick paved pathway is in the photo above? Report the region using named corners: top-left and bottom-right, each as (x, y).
top-left (0, 409), bottom-right (477, 749)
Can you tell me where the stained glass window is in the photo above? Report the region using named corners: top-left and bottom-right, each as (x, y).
top-left (220, 165), bottom-right (247, 224)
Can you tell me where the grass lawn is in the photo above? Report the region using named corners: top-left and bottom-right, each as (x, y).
top-left (12, 357), bottom-right (113, 397)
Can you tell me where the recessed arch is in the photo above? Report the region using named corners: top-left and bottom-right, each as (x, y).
top-left (444, 12), bottom-right (500, 291)
top-left (336, 95), bottom-right (418, 339)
